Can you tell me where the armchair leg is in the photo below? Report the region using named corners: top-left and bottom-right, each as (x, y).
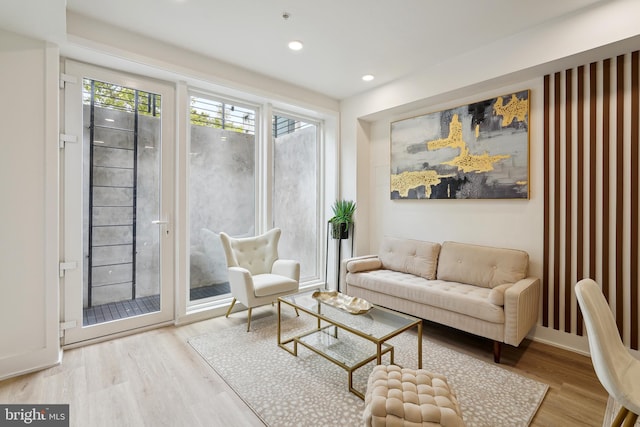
top-left (294, 307), bottom-right (299, 317)
top-left (226, 298), bottom-right (237, 318)
top-left (493, 341), bottom-right (502, 363)
top-left (623, 411), bottom-right (638, 427)
top-left (246, 307), bottom-right (252, 332)
top-left (612, 406), bottom-right (639, 427)
top-left (612, 406), bottom-right (629, 427)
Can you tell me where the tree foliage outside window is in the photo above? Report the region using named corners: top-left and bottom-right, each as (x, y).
top-left (189, 96), bottom-right (254, 134)
top-left (82, 79), bottom-right (161, 117)
top-left (82, 80), bottom-right (254, 134)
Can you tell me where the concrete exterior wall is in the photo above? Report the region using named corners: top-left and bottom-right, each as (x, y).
top-left (189, 126), bottom-right (255, 288)
top-left (274, 126), bottom-right (318, 279)
top-left (82, 105), bottom-right (161, 305)
top-left (80, 110), bottom-right (319, 300)
top-left (189, 124), bottom-right (319, 288)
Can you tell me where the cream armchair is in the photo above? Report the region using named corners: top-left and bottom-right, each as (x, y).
top-left (575, 278), bottom-right (640, 427)
top-left (220, 228), bottom-right (300, 331)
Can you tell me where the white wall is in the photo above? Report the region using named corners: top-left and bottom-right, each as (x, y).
top-left (0, 30), bottom-right (60, 379)
top-left (366, 78), bottom-right (543, 272)
top-left (340, 0), bottom-right (640, 353)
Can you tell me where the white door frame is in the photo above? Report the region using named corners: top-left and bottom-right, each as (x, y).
top-left (61, 60), bottom-right (175, 345)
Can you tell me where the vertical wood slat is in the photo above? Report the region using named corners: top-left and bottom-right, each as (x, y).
top-left (576, 65), bottom-right (585, 336)
top-left (543, 74), bottom-right (551, 328)
top-left (553, 72), bottom-right (562, 330)
top-left (565, 68), bottom-right (573, 333)
top-left (632, 51), bottom-right (639, 349)
top-left (616, 55), bottom-right (624, 332)
top-left (602, 58), bottom-right (611, 301)
top-left (543, 51), bottom-right (639, 350)
top-left (589, 62), bottom-right (597, 284)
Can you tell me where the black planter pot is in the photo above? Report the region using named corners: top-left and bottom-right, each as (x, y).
top-left (331, 222), bottom-right (350, 239)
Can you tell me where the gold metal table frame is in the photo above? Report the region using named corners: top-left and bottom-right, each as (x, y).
top-left (277, 290), bottom-right (422, 399)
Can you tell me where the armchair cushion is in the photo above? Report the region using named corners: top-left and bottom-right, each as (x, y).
top-left (252, 274), bottom-right (298, 297)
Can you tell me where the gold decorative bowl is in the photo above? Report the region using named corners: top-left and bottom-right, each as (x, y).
top-left (311, 291), bottom-right (373, 315)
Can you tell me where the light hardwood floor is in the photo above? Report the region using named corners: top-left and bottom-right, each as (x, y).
top-left (0, 306), bottom-right (608, 427)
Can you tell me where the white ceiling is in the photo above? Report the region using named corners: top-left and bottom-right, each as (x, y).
top-left (6, 0), bottom-right (607, 100)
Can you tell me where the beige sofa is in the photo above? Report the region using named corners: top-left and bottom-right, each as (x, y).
top-left (342, 237), bottom-right (540, 363)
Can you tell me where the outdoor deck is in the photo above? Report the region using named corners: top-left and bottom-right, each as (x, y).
top-left (83, 282), bottom-right (231, 325)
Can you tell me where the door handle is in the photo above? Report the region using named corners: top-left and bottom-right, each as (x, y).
top-left (152, 220), bottom-right (168, 225)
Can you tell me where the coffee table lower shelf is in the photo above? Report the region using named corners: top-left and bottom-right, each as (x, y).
top-left (278, 325), bottom-right (394, 399)
top-left (277, 292), bottom-right (422, 400)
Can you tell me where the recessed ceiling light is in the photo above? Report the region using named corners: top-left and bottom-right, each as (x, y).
top-left (288, 40), bottom-right (304, 51)
top-left (362, 74), bottom-right (375, 82)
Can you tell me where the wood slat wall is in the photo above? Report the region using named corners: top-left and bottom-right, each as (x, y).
top-left (543, 51), bottom-right (639, 349)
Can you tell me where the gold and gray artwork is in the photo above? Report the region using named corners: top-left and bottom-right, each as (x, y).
top-left (390, 90), bottom-right (529, 199)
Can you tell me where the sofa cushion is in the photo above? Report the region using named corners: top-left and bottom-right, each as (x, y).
top-left (436, 241), bottom-right (528, 289)
top-left (378, 237), bottom-right (441, 280)
top-left (347, 269), bottom-right (504, 323)
top-left (347, 258), bottom-right (382, 273)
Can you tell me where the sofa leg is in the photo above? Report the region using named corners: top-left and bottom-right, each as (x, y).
top-left (493, 341), bottom-right (502, 363)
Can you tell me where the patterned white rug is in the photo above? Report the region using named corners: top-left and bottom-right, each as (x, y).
top-left (189, 311), bottom-right (548, 427)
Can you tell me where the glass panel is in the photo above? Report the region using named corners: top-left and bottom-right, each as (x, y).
top-left (280, 290), bottom-right (419, 339)
top-left (273, 115), bottom-right (318, 280)
top-left (82, 79), bottom-right (162, 325)
top-left (297, 327), bottom-right (392, 367)
top-left (188, 95), bottom-right (256, 302)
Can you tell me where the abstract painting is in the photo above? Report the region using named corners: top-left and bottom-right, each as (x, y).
top-left (390, 90), bottom-right (530, 199)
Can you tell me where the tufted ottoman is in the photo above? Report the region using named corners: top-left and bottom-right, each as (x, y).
top-left (363, 365), bottom-right (465, 426)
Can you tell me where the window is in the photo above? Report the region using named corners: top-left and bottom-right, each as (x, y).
top-left (272, 114), bottom-right (319, 281)
top-left (188, 94), bottom-right (257, 302)
top-left (186, 93), bottom-right (323, 305)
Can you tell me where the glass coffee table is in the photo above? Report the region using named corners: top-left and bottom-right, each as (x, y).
top-left (277, 290), bottom-right (422, 399)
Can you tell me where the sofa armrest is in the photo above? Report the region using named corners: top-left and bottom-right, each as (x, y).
top-left (503, 277), bottom-right (540, 346)
top-left (340, 255), bottom-right (379, 293)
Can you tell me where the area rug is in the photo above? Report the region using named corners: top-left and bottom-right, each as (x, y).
top-left (189, 312), bottom-right (548, 427)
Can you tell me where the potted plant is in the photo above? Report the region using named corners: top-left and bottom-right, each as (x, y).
top-left (329, 199), bottom-right (356, 239)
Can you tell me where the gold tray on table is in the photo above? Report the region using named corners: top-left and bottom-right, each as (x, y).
top-left (311, 291), bottom-right (373, 315)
